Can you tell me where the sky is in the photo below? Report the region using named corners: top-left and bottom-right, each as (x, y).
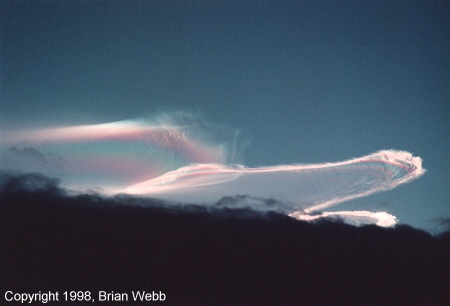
top-left (1, 1), bottom-right (449, 303)
top-left (1, 0), bottom-right (449, 232)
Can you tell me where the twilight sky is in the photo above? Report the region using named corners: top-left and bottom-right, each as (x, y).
top-left (1, 0), bottom-right (449, 232)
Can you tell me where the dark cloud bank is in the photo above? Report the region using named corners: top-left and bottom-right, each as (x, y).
top-left (1, 173), bottom-right (449, 305)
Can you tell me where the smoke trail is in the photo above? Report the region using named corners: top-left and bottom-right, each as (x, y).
top-left (1, 119), bottom-right (226, 164)
top-left (289, 211), bottom-right (398, 227)
top-left (125, 150), bottom-right (425, 216)
top-left (0, 116), bottom-right (425, 227)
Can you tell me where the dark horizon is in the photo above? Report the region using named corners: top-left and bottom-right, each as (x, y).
top-left (1, 171), bottom-right (449, 304)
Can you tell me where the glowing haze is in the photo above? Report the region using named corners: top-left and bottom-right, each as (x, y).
top-left (0, 114), bottom-right (235, 189)
top-left (0, 115), bottom-right (425, 227)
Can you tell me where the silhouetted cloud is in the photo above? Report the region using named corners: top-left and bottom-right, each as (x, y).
top-left (9, 146), bottom-right (48, 164)
top-left (0, 171), bottom-right (62, 193)
top-left (215, 195), bottom-right (290, 212)
top-left (431, 216), bottom-right (450, 232)
top-left (1, 146), bottom-right (66, 172)
top-left (1, 172), bottom-right (448, 305)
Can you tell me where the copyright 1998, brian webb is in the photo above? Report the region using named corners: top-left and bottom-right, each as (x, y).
top-left (4, 290), bottom-right (166, 303)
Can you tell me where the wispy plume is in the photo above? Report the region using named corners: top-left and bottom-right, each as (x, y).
top-left (0, 114), bottom-right (425, 227)
top-left (125, 150), bottom-right (424, 227)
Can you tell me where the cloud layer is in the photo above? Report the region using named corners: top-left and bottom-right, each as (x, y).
top-left (1, 173), bottom-right (448, 304)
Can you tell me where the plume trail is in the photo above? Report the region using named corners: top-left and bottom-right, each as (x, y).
top-left (1, 120), bottom-right (225, 164)
top-left (125, 150), bottom-right (425, 221)
top-left (0, 116), bottom-right (425, 227)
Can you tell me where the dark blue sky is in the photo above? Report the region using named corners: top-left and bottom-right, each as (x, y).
top-left (1, 0), bottom-right (449, 232)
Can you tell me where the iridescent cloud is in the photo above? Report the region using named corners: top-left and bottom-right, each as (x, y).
top-left (125, 150), bottom-right (425, 227)
top-left (0, 116), bottom-right (425, 227)
top-left (0, 115), bottom-right (234, 189)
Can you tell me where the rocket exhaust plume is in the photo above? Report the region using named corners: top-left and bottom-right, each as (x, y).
top-left (1, 115), bottom-right (425, 227)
